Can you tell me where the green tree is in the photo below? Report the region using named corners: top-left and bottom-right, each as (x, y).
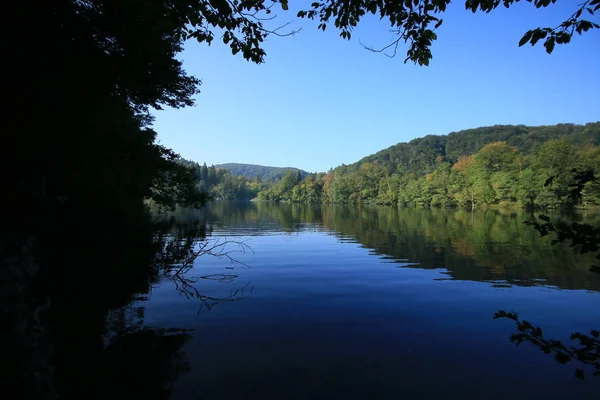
top-left (468, 142), bottom-right (519, 205)
top-left (278, 169), bottom-right (303, 201)
top-left (426, 163), bottom-right (456, 207)
top-left (530, 139), bottom-right (582, 208)
top-left (207, 165), bottom-right (218, 187)
top-left (201, 163), bottom-right (209, 182)
top-left (357, 162), bottom-right (386, 203)
top-left (516, 167), bottom-right (542, 208)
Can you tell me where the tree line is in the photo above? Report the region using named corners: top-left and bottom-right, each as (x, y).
top-left (190, 123), bottom-right (599, 209)
top-left (174, 160), bottom-right (266, 201)
top-left (317, 137), bottom-right (599, 209)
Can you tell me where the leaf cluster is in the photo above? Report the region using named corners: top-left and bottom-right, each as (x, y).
top-left (494, 310), bottom-right (600, 379)
top-left (296, 0), bottom-right (599, 65)
top-left (517, 0), bottom-right (600, 53)
top-left (526, 169), bottom-right (600, 272)
top-left (298, 0), bottom-right (450, 65)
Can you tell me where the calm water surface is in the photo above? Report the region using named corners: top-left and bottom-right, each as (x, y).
top-left (119, 202), bottom-right (600, 399)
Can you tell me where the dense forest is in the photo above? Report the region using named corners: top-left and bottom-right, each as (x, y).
top-left (318, 122), bottom-right (600, 208)
top-left (215, 163), bottom-right (308, 181)
top-left (174, 160), bottom-right (320, 202)
top-left (353, 123), bottom-right (599, 175)
top-left (188, 123), bottom-right (600, 209)
top-left (174, 160), bottom-right (262, 200)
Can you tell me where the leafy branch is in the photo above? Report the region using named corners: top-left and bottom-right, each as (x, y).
top-left (525, 169), bottom-right (600, 273)
top-left (298, 0), bottom-right (448, 66)
top-left (515, 0), bottom-right (600, 54)
top-left (296, 1), bottom-right (599, 65)
top-left (184, 0), bottom-right (300, 63)
top-left (494, 311), bottom-right (600, 379)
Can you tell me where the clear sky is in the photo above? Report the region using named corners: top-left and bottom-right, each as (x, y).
top-left (152, 2), bottom-right (600, 173)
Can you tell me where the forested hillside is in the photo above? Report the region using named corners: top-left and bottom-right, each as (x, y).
top-left (176, 160), bottom-right (310, 200)
top-left (216, 163), bottom-right (308, 181)
top-left (257, 122), bottom-right (600, 208)
top-left (182, 123), bottom-right (599, 209)
top-left (346, 123), bottom-right (600, 176)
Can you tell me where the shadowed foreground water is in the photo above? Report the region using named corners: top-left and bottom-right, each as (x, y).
top-left (114, 202), bottom-right (600, 399)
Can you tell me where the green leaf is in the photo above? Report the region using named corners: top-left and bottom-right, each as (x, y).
top-left (465, 0), bottom-right (478, 13)
top-left (555, 352), bottom-right (571, 364)
top-left (519, 31), bottom-right (533, 46)
top-left (530, 30), bottom-right (547, 46)
top-left (544, 37), bottom-right (555, 54)
top-left (280, 0), bottom-right (289, 11)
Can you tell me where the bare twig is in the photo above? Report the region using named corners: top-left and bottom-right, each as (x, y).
top-left (161, 235), bottom-right (255, 312)
top-left (166, 236), bottom-right (254, 276)
top-left (171, 273), bottom-right (253, 313)
top-left (359, 35), bottom-right (402, 58)
top-left (263, 21), bottom-right (302, 37)
top-left (228, 0), bottom-right (301, 37)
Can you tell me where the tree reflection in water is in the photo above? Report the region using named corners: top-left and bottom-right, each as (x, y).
top-left (21, 211), bottom-right (254, 400)
top-left (100, 324), bottom-right (193, 399)
top-left (170, 272), bottom-right (252, 313)
top-left (98, 217), bottom-right (255, 396)
top-left (160, 231), bottom-right (254, 313)
top-left (494, 310), bottom-right (599, 380)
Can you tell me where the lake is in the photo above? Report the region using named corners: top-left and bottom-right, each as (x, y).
top-left (110, 201), bottom-right (600, 399)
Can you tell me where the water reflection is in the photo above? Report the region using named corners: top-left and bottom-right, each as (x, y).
top-left (102, 319), bottom-right (192, 399)
top-left (31, 202), bottom-right (598, 399)
top-left (158, 230), bottom-right (254, 313)
top-left (179, 202), bottom-right (598, 384)
top-left (170, 272), bottom-right (252, 313)
top-left (188, 201), bottom-right (600, 291)
top-left (30, 209), bottom-right (254, 400)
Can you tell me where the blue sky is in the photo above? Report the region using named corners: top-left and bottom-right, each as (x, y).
top-left (152, 2), bottom-right (600, 173)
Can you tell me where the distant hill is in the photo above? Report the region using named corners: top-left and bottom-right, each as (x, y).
top-left (216, 163), bottom-right (308, 182)
top-left (341, 122), bottom-right (600, 176)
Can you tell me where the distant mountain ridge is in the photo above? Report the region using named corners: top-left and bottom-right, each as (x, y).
top-left (216, 163), bottom-right (308, 182)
